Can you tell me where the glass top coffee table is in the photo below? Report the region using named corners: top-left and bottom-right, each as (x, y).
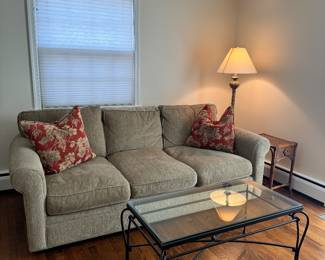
top-left (120, 180), bottom-right (309, 260)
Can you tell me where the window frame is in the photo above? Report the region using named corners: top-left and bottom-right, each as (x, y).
top-left (26, 0), bottom-right (139, 109)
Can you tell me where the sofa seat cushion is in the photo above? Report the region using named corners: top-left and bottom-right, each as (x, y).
top-left (46, 157), bottom-right (130, 216)
top-left (165, 146), bottom-right (252, 186)
top-left (108, 148), bottom-right (197, 198)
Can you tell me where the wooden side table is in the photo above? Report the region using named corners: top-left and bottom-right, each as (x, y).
top-left (260, 133), bottom-right (298, 195)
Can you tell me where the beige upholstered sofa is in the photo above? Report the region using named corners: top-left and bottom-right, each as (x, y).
top-left (9, 104), bottom-right (270, 252)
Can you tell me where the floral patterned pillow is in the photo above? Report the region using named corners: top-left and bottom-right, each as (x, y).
top-left (20, 106), bottom-right (96, 174)
top-left (185, 105), bottom-right (235, 153)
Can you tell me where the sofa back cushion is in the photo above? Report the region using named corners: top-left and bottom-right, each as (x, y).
top-left (103, 106), bottom-right (163, 155)
top-left (159, 104), bottom-right (217, 148)
top-left (17, 106), bottom-right (106, 156)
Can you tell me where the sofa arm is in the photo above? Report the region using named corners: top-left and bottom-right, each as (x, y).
top-left (235, 128), bottom-right (270, 184)
top-left (9, 135), bottom-right (47, 252)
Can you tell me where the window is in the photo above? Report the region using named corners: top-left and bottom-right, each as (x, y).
top-left (28, 0), bottom-right (136, 108)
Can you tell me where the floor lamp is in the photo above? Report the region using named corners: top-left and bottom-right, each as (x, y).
top-left (217, 47), bottom-right (257, 110)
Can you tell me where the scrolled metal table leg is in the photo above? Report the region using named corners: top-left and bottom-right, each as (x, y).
top-left (121, 208), bottom-right (133, 260)
top-left (292, 211), bottom-right (309, 260)
top-left (160, 251), bottom-right (168, 260)
top-left (242, 225), bottom-right (246, 234)
top-left (294, 216), bottom-right (300, 252)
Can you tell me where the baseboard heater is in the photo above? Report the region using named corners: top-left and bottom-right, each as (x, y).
top-left (264, 164), bottom-right (325, 207)
top-left (0, 171), bottom-right (11, 191)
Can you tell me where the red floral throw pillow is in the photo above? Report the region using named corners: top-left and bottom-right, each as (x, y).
top-left (185, 105), bottom-right (235, 152)
top-left (20, 106), bottom-right (96, 174)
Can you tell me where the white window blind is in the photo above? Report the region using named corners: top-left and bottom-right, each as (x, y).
top-left (32, 0), bottom-right (135, 107)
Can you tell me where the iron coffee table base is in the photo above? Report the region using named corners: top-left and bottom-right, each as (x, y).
top-left (121, 209), bottom-right (309, 260)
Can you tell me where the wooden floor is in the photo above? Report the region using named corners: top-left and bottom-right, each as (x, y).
top-left (0, 187), bottom-right (324, 260)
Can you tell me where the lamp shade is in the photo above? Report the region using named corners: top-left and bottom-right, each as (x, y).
top-left (217, 47), bottom-right (257, 74)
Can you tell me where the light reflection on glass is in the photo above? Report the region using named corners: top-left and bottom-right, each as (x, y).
top-left (210, 190), bottom-right (247, 222)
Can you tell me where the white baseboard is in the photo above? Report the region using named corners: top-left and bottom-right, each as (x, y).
top-left (0, 169), bottom-right (9, 175)
top-left (0, 174), bottom-right (12, 191)
top-left (264, 166), bottom-right (325, 207)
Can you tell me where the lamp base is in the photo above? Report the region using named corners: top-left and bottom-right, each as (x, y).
top-left (230, 74), bottom-right (240, 109)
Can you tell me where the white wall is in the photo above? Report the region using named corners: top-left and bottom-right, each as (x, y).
top-left (0, 0), bottom-right (237, 172)
top-left (137, 0), bottom-right (236, 107)
top-left (0, 0), bottom-right (34, 172)
top-left (236, 0), bottom-right (325, 183)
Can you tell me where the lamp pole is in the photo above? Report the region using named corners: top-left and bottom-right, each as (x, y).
top-left (217, 47), bottom-right (257, 111)
top-left (229, 74), bottom-right (240, 109)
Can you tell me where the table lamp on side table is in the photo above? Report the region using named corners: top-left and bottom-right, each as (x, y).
top-left (217, 47), bottom-right (257, 110)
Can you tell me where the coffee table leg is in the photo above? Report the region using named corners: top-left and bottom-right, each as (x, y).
top-left (292, 211), bottom-right (309, 260)
top-left (160, 251), bottom-right (168, 260)
top-left (121, 208), bottom-right (133, 260)
top-left (242, 225), bottom-right (246, 234)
